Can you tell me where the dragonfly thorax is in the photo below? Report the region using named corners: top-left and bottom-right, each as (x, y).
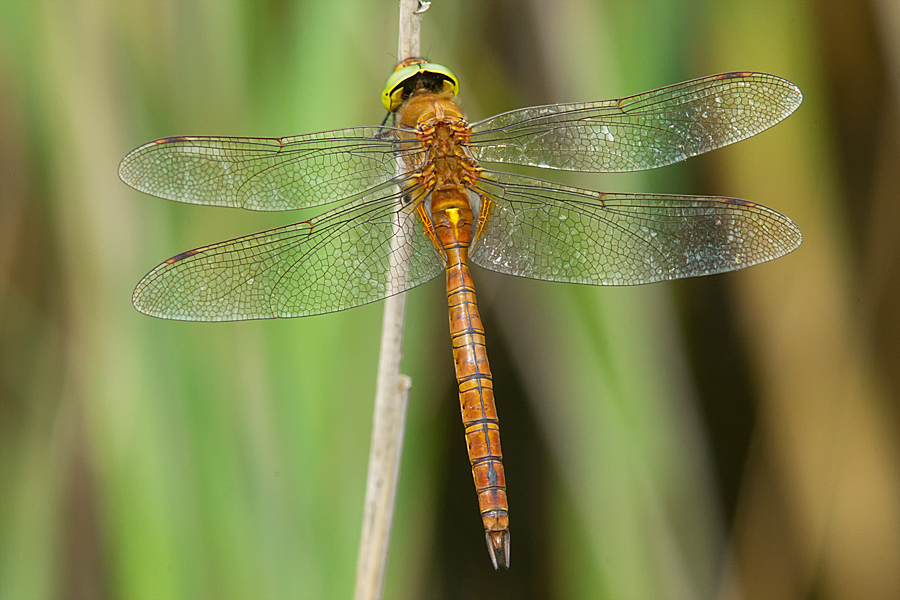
top-left (398, 91), bottom-right (480, 208)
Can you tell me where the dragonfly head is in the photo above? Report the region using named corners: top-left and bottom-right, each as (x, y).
top-left (382, 58), bottom-right (459, 112)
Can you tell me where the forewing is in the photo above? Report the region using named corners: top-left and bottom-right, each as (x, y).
top-left (470, 72), bottom-right (802, 172)
top-left (119, 127), bottom-right (423, 211)
top-left (133, 183), bottom-right (444, 320)
top-left (470, 171), bottom-right (801, 285)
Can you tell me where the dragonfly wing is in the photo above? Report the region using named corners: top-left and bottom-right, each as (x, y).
top-left (470, 171), bottom-right (801, 285)
top-left (469, 72), bottom-right (802, 172)
top-left (133, 182), bottom-right (445, 320)
top-left (119, 126), bottom-right (422, 211)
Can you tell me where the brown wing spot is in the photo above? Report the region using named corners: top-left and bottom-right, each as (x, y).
top-left (720, 197), bottom-right (757, 207)
top-left (716, 72), bottom-right (754, 80)
top-left (165, 249), bottom-right (199, 263)
top-left (155, 136), bottom-right (188, 144)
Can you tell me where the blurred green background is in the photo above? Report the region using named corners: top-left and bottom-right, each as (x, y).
top-left (2, 0), bottom-right (898, 598)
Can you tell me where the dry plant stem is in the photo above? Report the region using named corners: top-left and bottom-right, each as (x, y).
top-left (353, 1), bottom-right (426, 599)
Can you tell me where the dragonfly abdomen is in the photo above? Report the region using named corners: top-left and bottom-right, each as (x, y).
top-left (430, 188), bottom-right (510, 569)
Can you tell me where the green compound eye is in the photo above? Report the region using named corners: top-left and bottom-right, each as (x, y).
top-left (381, 61), bottom-right (459, 112)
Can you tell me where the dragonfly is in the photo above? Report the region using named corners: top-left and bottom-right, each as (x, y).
top-left (120, 58), bottom-right (802, 569)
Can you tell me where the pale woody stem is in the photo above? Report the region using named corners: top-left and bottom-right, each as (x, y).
top-left (353, 1), bottom-right (427, 599)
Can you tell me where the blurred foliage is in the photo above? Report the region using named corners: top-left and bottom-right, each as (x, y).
top-left (1, 0), bottom-right (898, 599)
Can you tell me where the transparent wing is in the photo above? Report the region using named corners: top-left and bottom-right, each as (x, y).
top-left (119, 127), bottom-right (425, 211)
top-left (470, 171), bottom-right (801, 285)
top-left (469, 72), bottom-right (802, 172)
top-left (132, 182), bottom-right (444, 321)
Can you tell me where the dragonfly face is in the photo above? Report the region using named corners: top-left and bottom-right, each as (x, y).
top-left (120, 60), bottom-right (802, 568)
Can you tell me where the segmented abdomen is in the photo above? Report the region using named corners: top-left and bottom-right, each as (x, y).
top-left (429, 187), bottom-right (510, 568)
